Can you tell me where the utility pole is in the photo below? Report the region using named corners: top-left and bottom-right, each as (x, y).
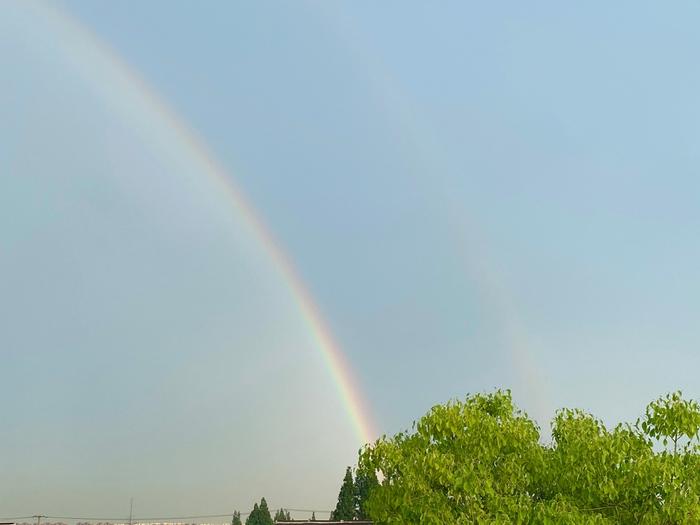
top-left (128, 498), bottom-right (134, 525)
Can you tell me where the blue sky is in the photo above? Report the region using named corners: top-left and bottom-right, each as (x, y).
top-left (3, 0), bottom-right (700, 518)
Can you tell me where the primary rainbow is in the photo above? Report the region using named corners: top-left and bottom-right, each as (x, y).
top-left (25, 2), bottom-right (376, 445)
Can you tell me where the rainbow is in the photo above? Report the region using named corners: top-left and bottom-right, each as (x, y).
top-left (21, 1), bottom-right (376, 445)
top-left (317, 9), bottom-right (551, 424)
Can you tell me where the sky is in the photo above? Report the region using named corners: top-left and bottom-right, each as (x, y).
top-left (3, 0), bottom-right (700, 519)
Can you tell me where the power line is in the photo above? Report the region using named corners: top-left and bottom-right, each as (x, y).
top-left (3, 518), bottom-right (125, 523)
top-left (36, 515), bottom-right (245, 522)
top-left (1, 508), bottom-right (334, 523)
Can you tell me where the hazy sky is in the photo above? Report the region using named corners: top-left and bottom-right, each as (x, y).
top-left (3, 0), bottom-right (700, 519)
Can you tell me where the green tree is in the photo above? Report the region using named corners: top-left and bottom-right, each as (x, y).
top-left (640, 390), bottom-right (700, 453)
top-left (272, 509), bottom-right (291, 522)
top-left (258, 498), bottom-right (273, 525)
top-left (333, 466), bottom-right (356, 520)
top-left (231, 511), bottom-right (242, 525)
top-left (354, 465), bottom-right (378, 520)
top-left (358, 390), bottom-right (700, 524)
top-left (246, 499), bottom-right (273, 525)
top-left (310, 512), bottom-right (316, 521)
top-left (245, 503), bottom-right (259, 525)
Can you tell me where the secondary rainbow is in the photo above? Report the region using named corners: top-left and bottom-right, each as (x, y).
top-left (24, 1), bottom-right (376, 445)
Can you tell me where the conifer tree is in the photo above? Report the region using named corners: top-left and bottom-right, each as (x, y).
top-left (258, 498), bottom-right (273, 525)
top-left (332, 466), bottom-right (356, 520)
top-left (310, 512), bottom-right (316, 521)
top-left (232, 511), bottom-right (242, 525)
top-left (245, 503), bottom-right (259, 525)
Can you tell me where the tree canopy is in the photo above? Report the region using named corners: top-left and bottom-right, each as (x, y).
top-left (330, 464), bottom-right (377, 520)
top-left (245, 499), bottom-right (273, 525)
top-left (354, 465), bottom-right (378, 520)
top-left (359, 390), bottom-right (700, 524)
top-left (272, 508), bottom-right (291, 522)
